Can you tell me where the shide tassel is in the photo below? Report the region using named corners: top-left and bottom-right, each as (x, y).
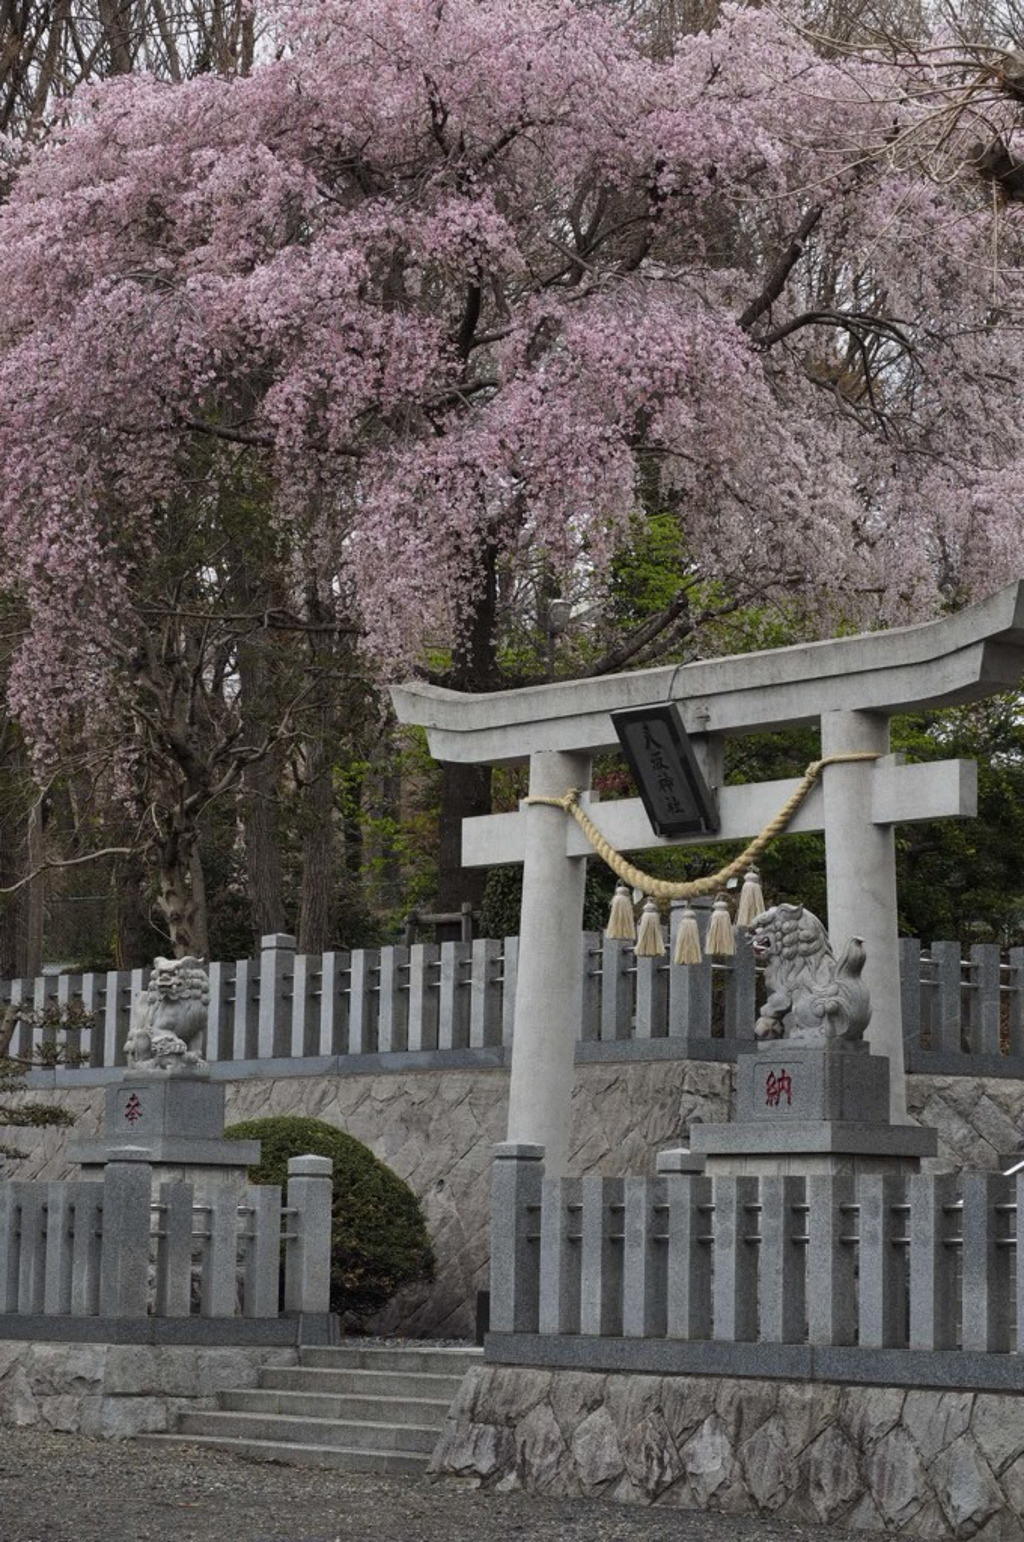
top-left (672, 903), bottom-right (703, 966)
top-left (634, 899), bottom-right (666, 958)
top-left (605, 882), bottom-right (636, 942)
top-left (735, 867), bottom-right (766, 929)
top-left (705, 895), bottom-right (735, 957)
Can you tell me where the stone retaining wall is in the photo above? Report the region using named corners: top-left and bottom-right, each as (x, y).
top-left (0, 1341), bottom-right (296, 1437)
top-left (429, 1364), bottom-right (1024, 1538)
top-left (2, 1062), bottom-right (1022, 1338)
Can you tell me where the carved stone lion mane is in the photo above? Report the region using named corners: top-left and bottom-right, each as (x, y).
top-left (124, 956), bottom-right (210, 1072)
top-left (750, 903), bottom-right (871, 1046)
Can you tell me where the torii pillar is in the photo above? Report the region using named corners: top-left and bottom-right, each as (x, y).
top-left (392, 583), bottom-right (1024, 1173)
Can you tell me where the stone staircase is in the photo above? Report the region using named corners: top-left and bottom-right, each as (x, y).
top-left (139, 1343), bottom-right (482, 1472)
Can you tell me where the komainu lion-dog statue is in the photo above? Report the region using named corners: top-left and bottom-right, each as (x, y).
top-left (750, 903), bottom-right (871, 1046)
top-left (124, 956), bottom-right (210, 1072)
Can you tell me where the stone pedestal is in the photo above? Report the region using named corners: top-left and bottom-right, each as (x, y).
top-left (688, 1041), bottom-right (935, 1177)
top-left (69, 1073), bottom-right (260, 1191)
top-left (655, 1147), bottom-right (706, 1175)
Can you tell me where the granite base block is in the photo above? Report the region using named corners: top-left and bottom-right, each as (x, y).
top-left (691, 1043), bottom-right (936, 1177)
top-left (108, 1075), bottom-right (229, 1141)
top-left (0, 1313), bottom-right (336, 1346)
top-left (69, 1136), bottom-right (260, 1168)
top-left (484, 1332), bottom-right (1024, 1393)
top-left (735, 1041), bottom-right (890, 1124)
top-left (690, 1119), bottom-right (937, 1157)
top-left (68, 1073), bottom-right (261, 1175)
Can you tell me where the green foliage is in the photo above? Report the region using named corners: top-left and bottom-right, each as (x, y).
top-left (356, 727), bottom-right (445, 941)
top-left (722, 727), bottom-right (828, 917)
top-left (224, 1114), bottom-right (434, 1319)
top-left (0, 1047), bottom-right (76, 1158)
top-left (479, 863), bottom-right (612, 939)
top-left (890, 696), bottom-right (1024, 945)
top-left (606, 510), bottom-right (690, 628)
top-left (0, 1001), bottom-right (88, 1159)
top-left (602, 509), bottom-right (827, 661)
top-left (477, 865), bottom-right (521, 938)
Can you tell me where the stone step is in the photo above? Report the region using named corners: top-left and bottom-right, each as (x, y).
top-left (298, 1344), bottom-right (483, 1376)
top-left (221, 1388), bottom-right (452, 1424)
top-left (260, 1365), bottom-right (466, 1399)
top-left (137, 1433), bottom-right (429, 1474)
top-left (138, 1341), bottom-right (481, 1476)
top-left (177, 1410), bottom-right (441, 1454)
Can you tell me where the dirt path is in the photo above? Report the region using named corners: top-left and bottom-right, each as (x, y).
top-left (0, 1429), bottom-right (893, 1542)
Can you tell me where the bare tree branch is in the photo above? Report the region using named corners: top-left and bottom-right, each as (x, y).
top-left (0, 846), bottom-right (134, 896)
top-left (737, 205), bottom-right (825, 333)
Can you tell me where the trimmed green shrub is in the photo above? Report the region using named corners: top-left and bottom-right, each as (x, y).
top-left (224, 1115), bottom-right (435, 1318)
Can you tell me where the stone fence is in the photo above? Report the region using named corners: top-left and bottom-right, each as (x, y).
top-left (0, 1154), bottom-right (333, 1345)
top-left (7, 931), bottom-right (1024, 1080)
top-left (489, 1146), bottom-right (1024, 1392)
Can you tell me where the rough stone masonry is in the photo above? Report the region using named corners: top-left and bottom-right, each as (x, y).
top-left (429, 1364), bottom-right (1024, 1539)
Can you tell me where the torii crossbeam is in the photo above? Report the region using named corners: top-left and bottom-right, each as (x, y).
top-left (392, 583), bottom-right (1024, 1173)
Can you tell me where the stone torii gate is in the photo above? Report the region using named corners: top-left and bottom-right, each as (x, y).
top-left (392, 583), bottom-right (1024, 1175)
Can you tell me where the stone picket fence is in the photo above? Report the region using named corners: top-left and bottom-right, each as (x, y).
top-left (0, 1154), bottom-right (333, 1345)
top-left (489, 1145), bottom-right (1024, 1391)
top-left (6, 931), bottom-right (1024, 1080)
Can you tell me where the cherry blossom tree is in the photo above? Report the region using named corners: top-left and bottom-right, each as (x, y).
top-left (1, 0), bottom-right (1024, 948)
top-left (0, 0), bottom-right (264, 968)
top-left (0, 0), bottom-right (257, 140)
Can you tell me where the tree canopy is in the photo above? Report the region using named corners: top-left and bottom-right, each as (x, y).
top-left (1, 0), bottom-right (1024, 952)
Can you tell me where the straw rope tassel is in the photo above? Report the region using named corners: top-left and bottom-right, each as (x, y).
top-left (605, 882), bottom-right (636, 941)
top-left (634, 899), bottom-right (666, 958)
top-left (736, 867), bottom-right (766, 928)
top-left (706, 896), bottom-right (735, 956)
top-left (672, 903), bottom-right (703, 965)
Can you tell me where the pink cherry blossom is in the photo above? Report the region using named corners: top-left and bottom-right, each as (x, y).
top-left (0, 0), bottom-right (1021, 776)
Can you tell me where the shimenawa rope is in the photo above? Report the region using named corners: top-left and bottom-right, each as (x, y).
top-left (524, 750), bottom-right (881, 901)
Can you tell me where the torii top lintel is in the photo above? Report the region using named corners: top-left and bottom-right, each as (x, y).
top-left (390, 582), bottom-right (1024, 766)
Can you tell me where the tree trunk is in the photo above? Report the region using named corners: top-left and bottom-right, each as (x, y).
top-left (189, 847), bottom-right (210, 960)
top-left (97, 0), bottom-right (133, 73)
top-left (23, 797), bottom-right (43, 978)
top-left (241, 756), bottom-right (287, 946)
top-left (0, 731), bottom-right (33, 979)
top-left (342, 768), bottom-right (365, 899)
top-left (237, 626), bottom-right (288, 947)
top-left (436, 761), bottom-right (492, 915)
top-left (297, 737), bottom-right (337, 953)
top-left (156, 826), bottom-right (206, 957)
top-left (435, 531), bottom-right (498, 920)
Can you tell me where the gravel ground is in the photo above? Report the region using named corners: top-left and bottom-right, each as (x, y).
top-left (0, 1429), bottom-right (893, 1542)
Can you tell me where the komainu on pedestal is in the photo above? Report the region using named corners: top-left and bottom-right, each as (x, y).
top-left (124, 956), bottom-right (210, 1073)
top-left (749, 902), bottom-right (871, 1047)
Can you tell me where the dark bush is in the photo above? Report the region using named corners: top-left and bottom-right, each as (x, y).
top-left (479, 862), bottom-right (612, 938)
top-left (224, 1114), bottom-right (435, 1318)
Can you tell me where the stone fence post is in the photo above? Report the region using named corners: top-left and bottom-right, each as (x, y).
top-left (154, 1180), bottom-right (194, 1317)
top-left (0, 1182), bottom-right (19, 1311)
top-left (99, 1156), bottom-right (152, 1318)
top-left (283, 1155), bottom-right (332, 1314)
top-left (539, 1175), bottom-right (582, 1335)
top-left (490, 1142), bottom-right (544, 1333)
top-left (258, 933), bottom-right (295, 1060)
